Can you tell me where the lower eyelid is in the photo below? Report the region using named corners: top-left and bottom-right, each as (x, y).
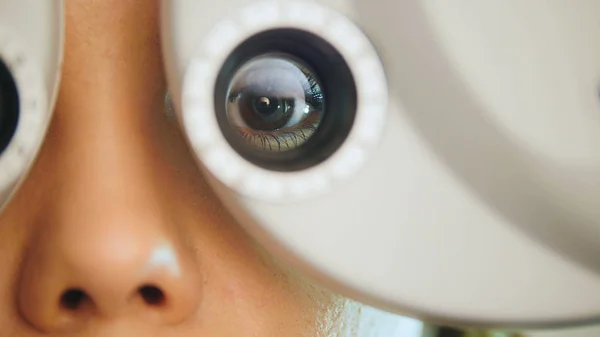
top-left (235, 120), bottom-right (319, 151)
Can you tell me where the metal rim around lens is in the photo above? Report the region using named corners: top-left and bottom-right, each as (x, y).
top-left (0, 29), bottom-right (48, 197)
top-left (181, 0), bottom-right (388, 202)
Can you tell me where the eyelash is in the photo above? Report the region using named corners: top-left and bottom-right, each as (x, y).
top-left (305, 75), bottom-right (323, 108)
top-left (235, 111), bottom-right (321, 151)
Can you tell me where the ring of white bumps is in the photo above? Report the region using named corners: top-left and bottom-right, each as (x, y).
top-left (182, 1), bottom-right (388, 203)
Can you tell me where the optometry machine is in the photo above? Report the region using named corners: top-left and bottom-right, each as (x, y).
top-left (2, 1), bottom-right (600, 336)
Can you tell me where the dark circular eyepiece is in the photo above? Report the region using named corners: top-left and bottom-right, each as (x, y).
top-left (215, 29), bottom-right (357, 172)
top-left (0, 58), bottom-right (19, 155)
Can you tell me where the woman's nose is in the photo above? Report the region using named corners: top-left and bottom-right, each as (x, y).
top-left (18, 223), bottom-right (201, 332)
top-left (16, 172), bottom-right (202, 332)
top-left (15, 1), bottom-right (203, 331)
top-left (16, 106), bottom-right (202, 333)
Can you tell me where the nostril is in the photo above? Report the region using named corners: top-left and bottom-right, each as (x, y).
top-left (138, 285), bottom-right (165, 306)
top-left (60, 289), bottom-right (88, 310)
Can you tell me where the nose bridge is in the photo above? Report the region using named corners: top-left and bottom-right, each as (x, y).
top-left (55, 115), bottom-right (165, 228)
top-left (44, 115), bottom-right (167, 260)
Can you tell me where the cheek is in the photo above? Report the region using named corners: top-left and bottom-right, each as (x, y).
top-left (206, 266), bottom-right (314, 334)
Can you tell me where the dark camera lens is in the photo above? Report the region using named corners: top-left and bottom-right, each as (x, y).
top-left (0, 59), bottom-right (19, 155)
top-left (215, 29), bottom-right (357, 172)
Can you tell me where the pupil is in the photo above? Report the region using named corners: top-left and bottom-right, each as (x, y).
top-left (252, 96), bottom-right (279, 116)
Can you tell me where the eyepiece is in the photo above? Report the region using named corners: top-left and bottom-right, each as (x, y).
top-left (180, 1), bottom-right (388, 201)
top-left (0, 59), bottom-right (19, 155)
top-left (215, 29), bottom-right (357, 172)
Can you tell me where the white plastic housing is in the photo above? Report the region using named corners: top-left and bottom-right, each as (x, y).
top-left (162, 0), bottom-right (600, 328)
top-left (0, 0), bottom-right (63, 209)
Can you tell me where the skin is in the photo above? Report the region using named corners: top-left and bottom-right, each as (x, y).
top-left (0, 1), bottom-right (346, 335)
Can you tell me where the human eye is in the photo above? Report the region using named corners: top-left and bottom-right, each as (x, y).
top-left (225, 53), bottom-right (324, 152)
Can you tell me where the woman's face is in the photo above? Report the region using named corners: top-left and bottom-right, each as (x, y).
top-left (0, 0), bottom-right (340, 335)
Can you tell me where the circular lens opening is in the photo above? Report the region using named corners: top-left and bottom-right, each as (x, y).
top-left (225, 53), bottom-right (324, 152)
top-left (214, 29), bottom-right (357, 172)
top-left (0, 58), bottom-right (19, 155)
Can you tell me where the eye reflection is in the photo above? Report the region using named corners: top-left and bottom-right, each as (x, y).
top-left (225, 53), bottom-right (324, 152)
